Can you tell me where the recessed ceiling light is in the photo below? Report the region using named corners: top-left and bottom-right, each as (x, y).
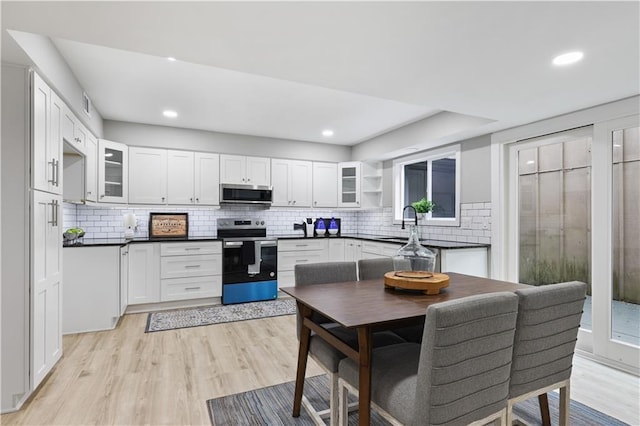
top-left (167, 57), bottom-right (176, 62)
top-left (163, 110), bottom-right (178, 118)
top-left (322, 129), bottom-right (334, 137)
top-left (552, 51), bottom-right (584, 66)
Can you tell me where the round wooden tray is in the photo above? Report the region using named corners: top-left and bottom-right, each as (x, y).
top-left (384, 271), bottom-right (450, 295)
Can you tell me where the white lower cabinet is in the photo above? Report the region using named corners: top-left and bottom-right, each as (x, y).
top-left (277, 239), bottom-right (328, 287)
top-left (328, 239), bottom-right (345, 261)
top-left (361, 241), bottom-right (402, 259)
top-left (439, 247), bottom-right (488, 278)
top-left (63, 246), bottom-right (121, 334)
top-left (344, 239), bottom-right (362, 261)
top-left (160, 242), bottom-right (222, 301)
top-left (128, 243), bottom-right (161, 304)
top-left (120, 245), bottom-right (129, 315)
top-left (127, 242), bottom-right (223, 305)
top-left (31, 190), bottom-right (63, 389)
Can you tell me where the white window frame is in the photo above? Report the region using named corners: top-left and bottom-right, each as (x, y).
top-left (392, 144), bottom-right (461, 226)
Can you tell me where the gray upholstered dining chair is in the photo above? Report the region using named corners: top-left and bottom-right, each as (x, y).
top-left (357, 257), bottom-right (395, 281)
top-left (337, 292), bottom-right (519, 426)
top-left (357, 257), bottom-right (424, 343)
top-left (507, 281), bottom-right (587, 426)
top-left (294, 261), bottom-right (406, 426)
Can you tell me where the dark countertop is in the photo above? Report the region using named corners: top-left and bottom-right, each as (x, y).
top-left (271, 233), bottom-right (489, 249)
top-left (63, 236), bottom-right (220, 247)
top-left (63, 234), bottom-right (489, 250)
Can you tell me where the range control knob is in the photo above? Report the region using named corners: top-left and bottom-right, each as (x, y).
top-left (260, 221), bottom-right (265, 225)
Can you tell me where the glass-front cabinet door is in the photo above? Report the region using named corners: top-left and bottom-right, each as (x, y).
top-left (98, 139), bottom-right (128, 204)
top-left (338, 162), bottom-right (361, 207)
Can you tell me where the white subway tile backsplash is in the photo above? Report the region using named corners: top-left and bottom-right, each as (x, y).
top-left (62, 201), bottom-right (491, 244)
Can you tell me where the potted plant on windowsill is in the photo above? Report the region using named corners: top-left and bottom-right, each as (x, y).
top-left (411, 198), bottom-right (435, 221)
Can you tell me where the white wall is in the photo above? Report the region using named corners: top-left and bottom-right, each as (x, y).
top-left (460, 134), bottom-right (491, 203)
top-left (351, 111), bottom-right (494, 161)
top-left (5, 30), bottom-right (104, 138)
top-left (103, 120), bottom-right (351, 162)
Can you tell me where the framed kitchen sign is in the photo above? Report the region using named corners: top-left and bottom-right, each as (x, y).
top-left (149, 213), bottom-right (188, 239)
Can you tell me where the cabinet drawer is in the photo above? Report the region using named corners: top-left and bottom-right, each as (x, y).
top-left (160, 254), bottom-right (221, 279)
top-left (278, 239), bottom-right (327, 252)
top-left (160, 275), bottom-right (221, 301)
top-left (277, 270), bottom-right (294, 288)
top-left (278, 250), bottom-right (328, 271)
top-left (361, 241), bottom-right (383, 255)
top-left (160, 241), bottom-right (221, 256)
top-left (381, 243), bottom-right (402, 257)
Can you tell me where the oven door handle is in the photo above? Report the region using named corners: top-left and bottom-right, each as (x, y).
top-left (259, 241), bottom-right (277, 247)
top-left (224, 241), bottom-right (244, 248)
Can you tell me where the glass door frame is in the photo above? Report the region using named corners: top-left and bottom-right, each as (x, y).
top-left (591, 115), bottom-right (640, 371)
top-left (496, 113), bottom-right (639, 374)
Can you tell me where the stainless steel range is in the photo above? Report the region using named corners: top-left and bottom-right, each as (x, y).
top-left (217, 218), bottom-right (277, 304)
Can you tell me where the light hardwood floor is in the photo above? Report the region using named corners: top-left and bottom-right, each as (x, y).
top-left (2, 312), bottom-right (638, 425)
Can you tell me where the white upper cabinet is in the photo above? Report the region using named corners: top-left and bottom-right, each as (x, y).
top-left (220, 154), bottom-right (270, 185)
top-left (312, 162), bottom-right (338, 208)
top-left (338, 161), bottom-right (361, 208)
top-left (167, 150), bottom-right (220, 205)
top-left (98, 139), bottom-right (128, 203)
top-left (167, 150), bottom-right (194, 205)
top-left (61, 104), bottom-right (86, 155)
top-left (31, 72), bottom-right (62, 195)
top-left (194, 152), bottom-right (220, 205)
top-left (129, 147), bottom-right (167, 204)
top-left (84, 133), bottom-right (98, 202)
top-left (271, 159), bottom-right (312, 207)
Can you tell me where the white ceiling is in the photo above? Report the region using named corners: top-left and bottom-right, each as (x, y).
top-left (2, 1), bottom-right (639, 146)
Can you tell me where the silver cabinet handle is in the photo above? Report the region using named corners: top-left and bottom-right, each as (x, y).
top-left (296, 259), bottom-right (309, 263)
top-left (48, 158), bottom-right (56, 185)
top-left (184, 247), bottom-right (201, 251)
top-left (184, 265), bottom-right (201, 269)
top-left (190, 197), bottom-right (193, 202)
top-left (185, 287), bottom-right (201, 291)
top-left (48, 199), bottom-right (59, 226)
top-left (196, 198), bottom-right (199, 202)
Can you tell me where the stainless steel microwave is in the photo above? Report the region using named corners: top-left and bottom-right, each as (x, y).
top-left (220, 184), bottom-right (273, 205)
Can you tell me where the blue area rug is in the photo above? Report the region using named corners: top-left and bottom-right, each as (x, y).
top-left (207, 374), bottom-right (629, 425)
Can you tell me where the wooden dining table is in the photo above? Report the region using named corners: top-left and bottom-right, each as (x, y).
top-left (280, 272), bottom-right (530, 426)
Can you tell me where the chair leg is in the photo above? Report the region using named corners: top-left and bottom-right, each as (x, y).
top-left (559, 384), bottom-right (570, 426)
top-left (505, 399), bottom-right (515, 426)
top-left (329, 372), bottom-right (339, 426)
top-left (338, 378), bottom-right (349, 426)
top-left (538, 393), bottom-right (551, 426)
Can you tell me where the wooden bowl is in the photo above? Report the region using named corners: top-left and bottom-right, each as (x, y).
top-left (384, 271), bottom-right (450, 295)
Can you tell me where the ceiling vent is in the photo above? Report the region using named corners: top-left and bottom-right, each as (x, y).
top-left (82, 92), bottom-right (91, 117)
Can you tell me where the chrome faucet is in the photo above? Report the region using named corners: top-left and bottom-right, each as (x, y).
top-left (401, 205), bottom-right (418, 230)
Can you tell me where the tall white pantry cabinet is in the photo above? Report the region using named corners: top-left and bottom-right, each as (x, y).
top-left (1, 67), bottom-right (63, 413)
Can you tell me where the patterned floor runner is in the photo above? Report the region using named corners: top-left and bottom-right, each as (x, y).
top-left (145, 298), bottom-right (296, 332)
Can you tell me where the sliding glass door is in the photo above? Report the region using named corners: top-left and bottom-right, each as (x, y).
top-left (508, 120), bottom-right (639, 372)
top-left (592, 116), bottom-right (639, 370)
